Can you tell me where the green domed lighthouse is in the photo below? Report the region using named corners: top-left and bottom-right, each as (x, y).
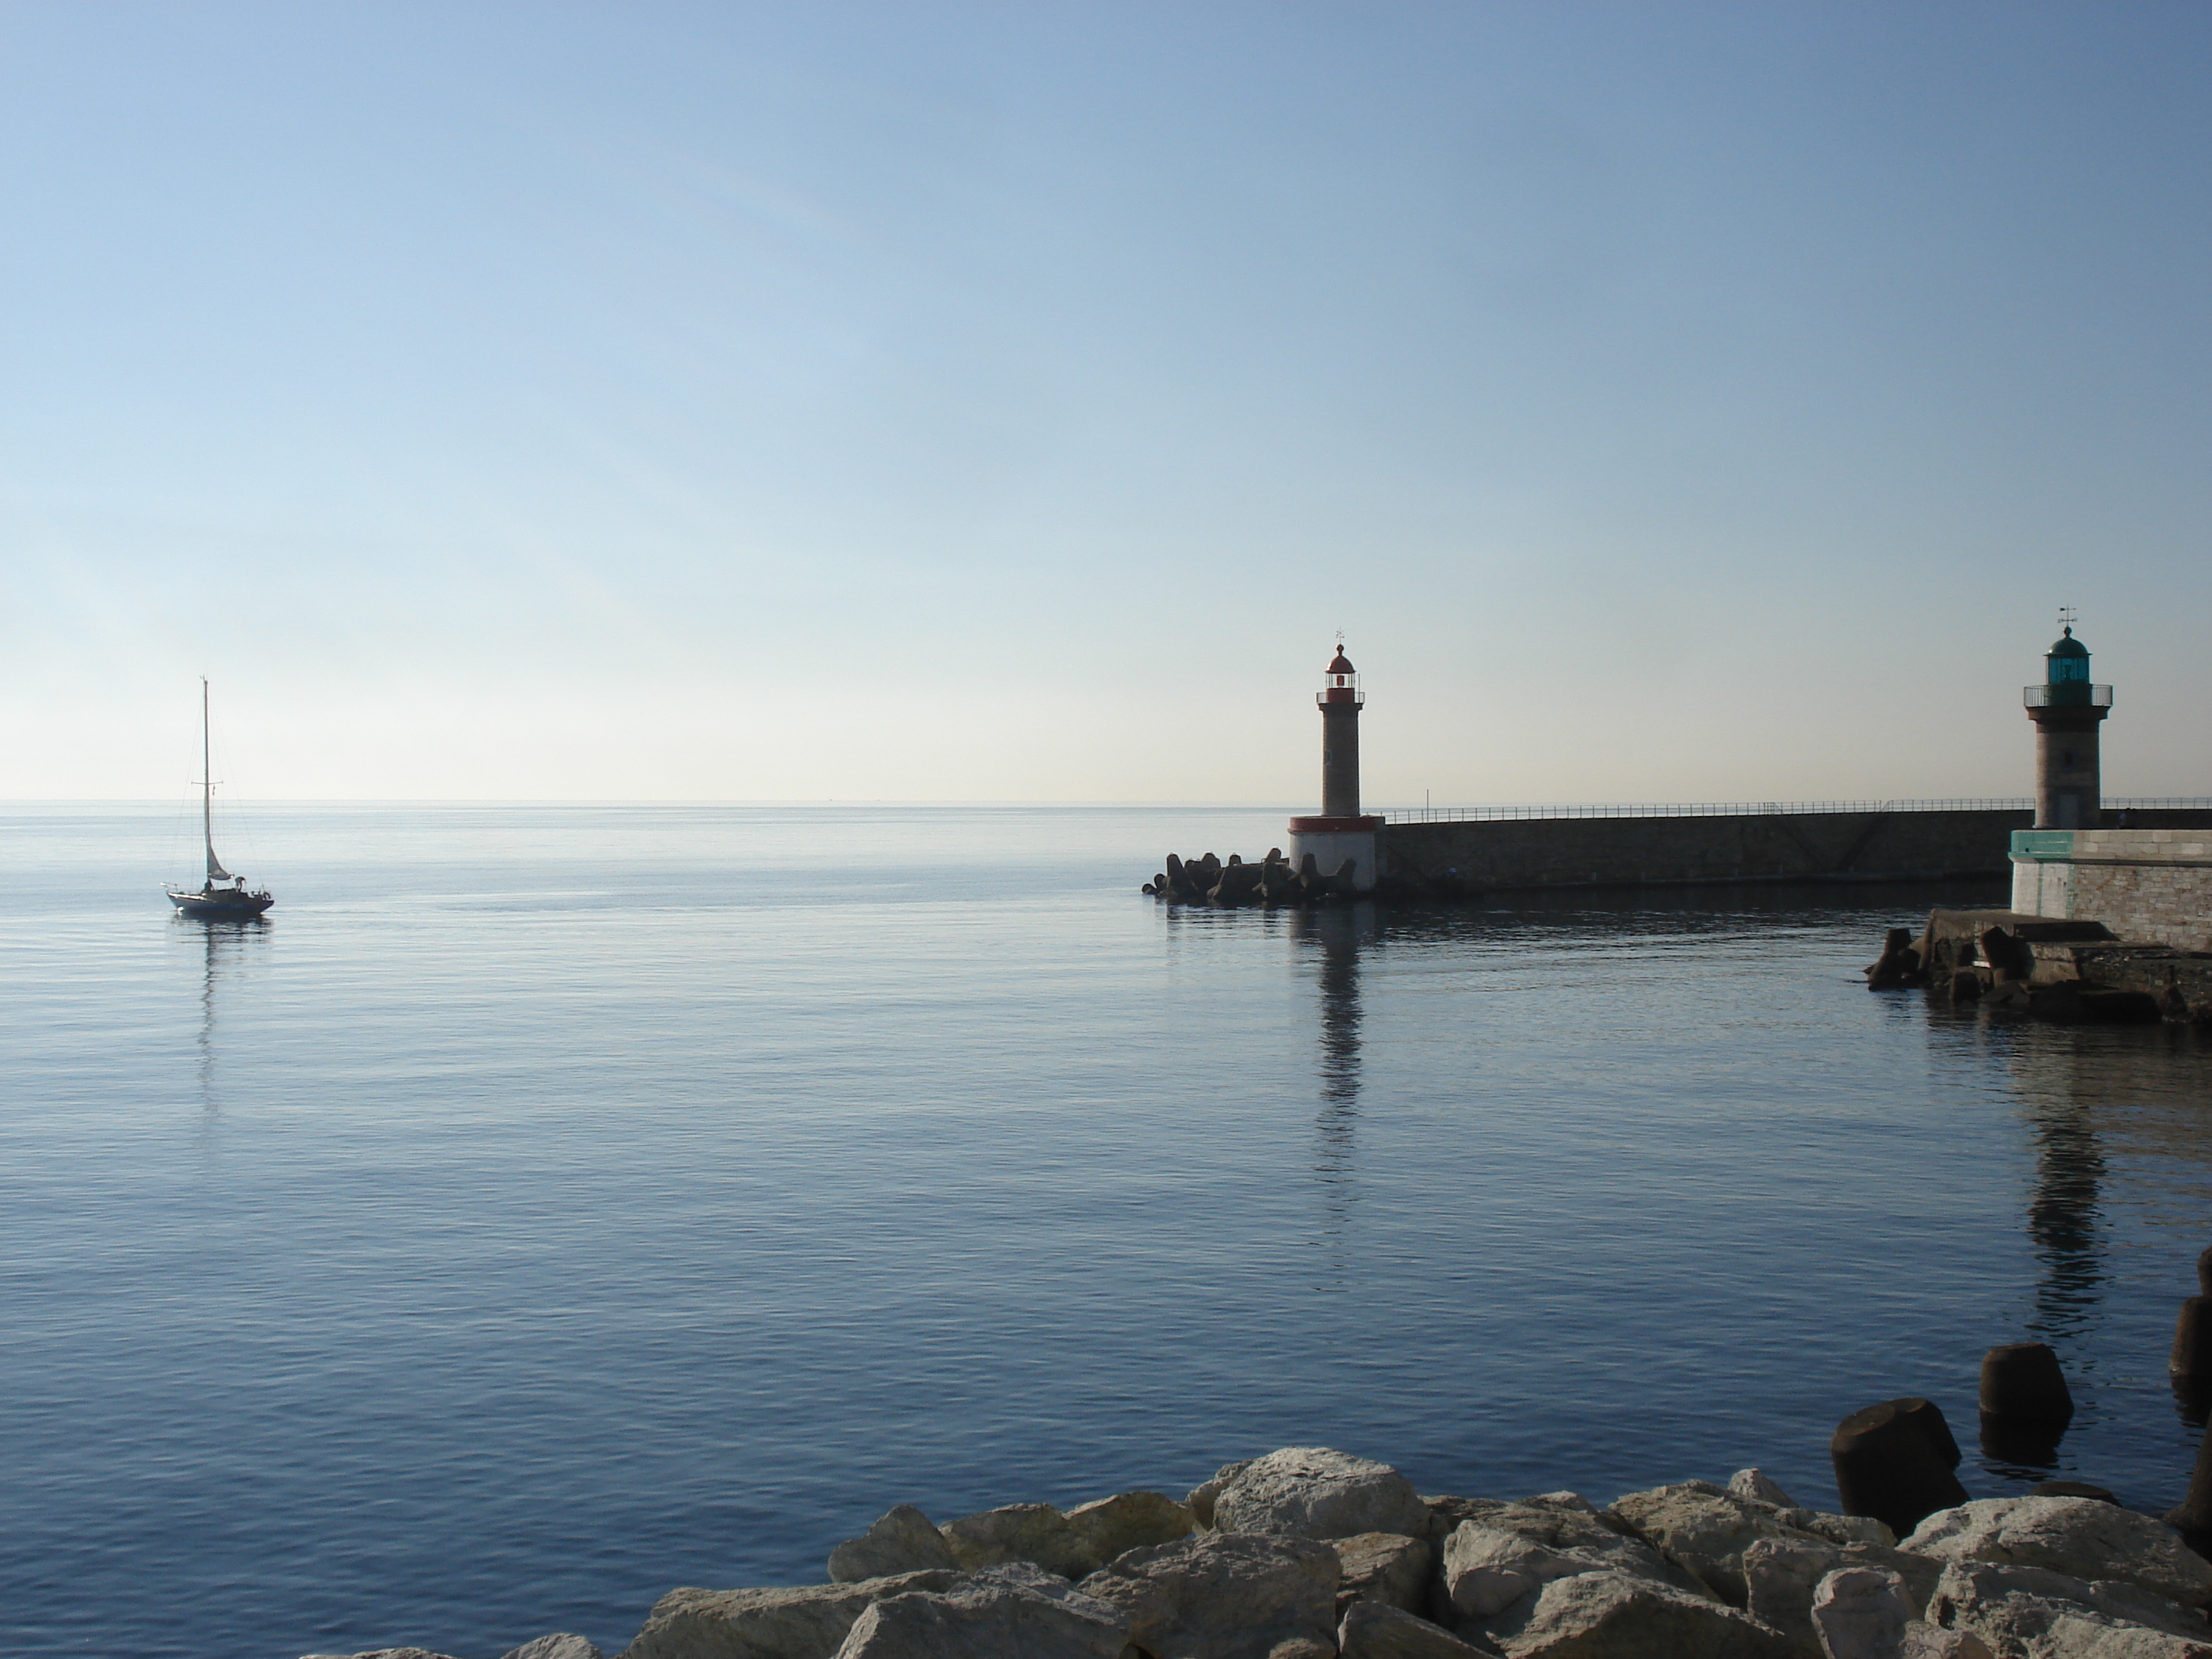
top-left (2023, 614), bottom-right (2111, 830)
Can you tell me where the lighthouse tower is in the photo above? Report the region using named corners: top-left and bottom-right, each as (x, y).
top-left (2023, 618), bottom-right (2111, 830)
top-left (1287, 643), bottom-right (1384, 891)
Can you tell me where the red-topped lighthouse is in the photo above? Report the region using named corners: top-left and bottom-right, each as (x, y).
top-left (1287, 643), bottom-right (1384, 890)
top-left (1318, 645), bottom-right (1363, 816)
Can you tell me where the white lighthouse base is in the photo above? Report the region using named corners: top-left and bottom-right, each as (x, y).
top-left (1287, 815), bottom-right (1383, 892)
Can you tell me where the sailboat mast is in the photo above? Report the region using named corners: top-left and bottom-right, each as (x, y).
top-left (202, 678), bottom-right (217, 882)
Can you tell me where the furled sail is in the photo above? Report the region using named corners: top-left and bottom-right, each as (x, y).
top-left (199, 680), bottom-right (234, 883)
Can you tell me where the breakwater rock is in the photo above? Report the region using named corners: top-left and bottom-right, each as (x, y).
top-left (1866, 911), bottom-right (2209, 1024)
top-left (1143, 850), bottom-right (1362, 908)
top-left (305, 1443), bottom-right (2212, 1659)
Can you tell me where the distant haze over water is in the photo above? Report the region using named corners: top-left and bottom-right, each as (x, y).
top-left (5, 4), bottom-right (2210, 802)
top-left (4, 804), bottom-right (2210, 1657)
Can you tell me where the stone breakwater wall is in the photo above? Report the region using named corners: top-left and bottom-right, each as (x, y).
top-left (1376, 810), bottom-right (2035, 898)
top-left (308, 1441), bottom-right (2212, 1659)
top-left (1403, 809), bottom-right (2212, 899)
top-left (1148, 812), bottom-right (2212, 905)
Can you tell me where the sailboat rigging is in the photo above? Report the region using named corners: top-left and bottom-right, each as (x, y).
top-left (166, 679), bottom-right (274, 918)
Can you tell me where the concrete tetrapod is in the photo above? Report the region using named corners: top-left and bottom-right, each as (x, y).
top-left (1831, 1398), bottom-right (1968, 1540)
top-left (2171, 1247), bottom-right (2212, 1422)
top-left (1977, 1342), bottom-right (2075, 1464)
top-left (1866, 928), bottom-right (1925, 991)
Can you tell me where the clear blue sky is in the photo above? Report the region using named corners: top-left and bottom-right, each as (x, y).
top-left (4, 2), bottom-right (2207, 802)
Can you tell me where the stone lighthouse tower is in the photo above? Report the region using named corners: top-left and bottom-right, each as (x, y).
top-left (1287, 643), bottom-right (1383, 890)
top-left (2023, 617), bottom-right (2111, 830)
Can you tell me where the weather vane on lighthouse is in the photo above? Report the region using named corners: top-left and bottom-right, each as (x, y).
top-left (2057, 605), bottom-right (2078, 633)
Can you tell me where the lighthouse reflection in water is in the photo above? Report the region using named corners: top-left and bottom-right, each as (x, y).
top-left (1299, 903), bottom-right (1375, 1274)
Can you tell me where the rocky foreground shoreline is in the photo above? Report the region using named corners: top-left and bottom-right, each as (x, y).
top-left (309, 1443), bottom-right (2212, 1659)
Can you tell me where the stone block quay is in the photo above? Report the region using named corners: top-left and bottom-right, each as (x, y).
top-left (1375, 805), bottom-right (2041, 897)
top-left (2012, 827), bottom-right (2212, 954)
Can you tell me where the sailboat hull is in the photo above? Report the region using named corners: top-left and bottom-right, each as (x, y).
top-left (167, 889), bottom-right (274, 918)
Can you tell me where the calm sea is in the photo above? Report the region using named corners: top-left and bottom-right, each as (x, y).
top-left (3, 804), bottom-right (2209, 1658)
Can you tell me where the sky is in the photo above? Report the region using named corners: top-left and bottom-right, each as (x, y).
top-left (2, 2), bottom-right (2207, 804)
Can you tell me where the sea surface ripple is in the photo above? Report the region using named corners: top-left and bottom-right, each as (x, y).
top-left (2, 804), bottom-right (2209, 1657)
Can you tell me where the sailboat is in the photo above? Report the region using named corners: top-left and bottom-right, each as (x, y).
top-left (166, 679), bottom-right (274, 919)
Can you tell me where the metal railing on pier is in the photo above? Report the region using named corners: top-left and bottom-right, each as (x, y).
top-left (1378, 797), bottom-right (2212, 825)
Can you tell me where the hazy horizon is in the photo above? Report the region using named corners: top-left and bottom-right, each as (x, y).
top-left (5, 3), bottom-right (2208, 804)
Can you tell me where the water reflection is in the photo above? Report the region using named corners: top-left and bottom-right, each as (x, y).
top-left (1998, 1026), bottom-right (2212, 1349)
top-left (1302, 905), bottom-right (1371, 1118)
top-left (1968, 1079), bottom-right (2108, 1471)
top-left (174, 915), bottom-right (266, 1113)
top-left (1972, 1020), bottom-right (2212, 1478)
top-left (2023, 1089), bottom-right (2107, 1348)
top-left (1291, 903), bottom-right (1378, 1274)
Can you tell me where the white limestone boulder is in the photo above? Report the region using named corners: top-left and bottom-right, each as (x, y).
top-left (1745, 1533), bottom-right (1943, 1651)
top-left (1926, 1559), bottom-right (2212, 1657)
top-left (1477, 1568), bottom-right (1797, 1659)
top-left (827, 1505), bottom-right (958, 1583)
top-left (1212, 1447), bottom-right (1430, 1541)
top-left (1610, 1480), bottom-right (1892, 1607)
top-left (1078, 1530), bottom-right (1341, 1659)
top-left (1188, 1459), bottom-right (1256, 1529)
top-left (1734, 1470), bottom-right (1803, 1509)
top-left (1745, 1536), bottom-right (1840, 1651)
top-left (500, 1638), bottom-right (601, 1659)
top-left (1062, 1490), bottom-right (1197, 1575)
top-left (1335, 1531), bottom-right (1437, 1615)
top-left (942, 1503), bottom-right (1086, 1577)
top-left (1443, 1522), bottom-right (1662, 1623)
top-left (1903, 1499), bottom-right (2212, 1610)
top-left (1811, 1566), bottom-right (1914, 1659)
top-left (1430, 1495), bottom-right (1690, 1606)
top-left (621, 1569), bottom-right (959, 1659)
top-left (831, 1562), bottom-right (1130, 1659)
top-left (1338, 1599), bottom-right (1500, 1657)
top-left (1898, 1625), bottom-right (1996, 1657)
